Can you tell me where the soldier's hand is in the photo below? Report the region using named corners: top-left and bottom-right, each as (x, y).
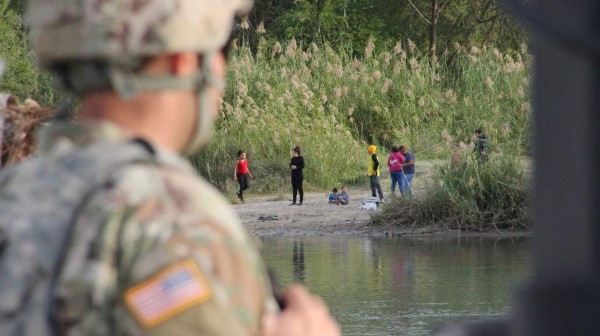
top-left (261, 285), bottom-right (340, 336)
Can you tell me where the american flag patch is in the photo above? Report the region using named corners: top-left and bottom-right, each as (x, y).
top-left (124, 259), bottom-right (212, 328)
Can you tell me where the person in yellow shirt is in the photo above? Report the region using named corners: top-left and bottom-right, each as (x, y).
top-left (367, 145), bottom-right (384, 202)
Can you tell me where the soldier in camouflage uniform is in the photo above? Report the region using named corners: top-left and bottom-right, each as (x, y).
top-left (0, 1), bottom-right (340, 335)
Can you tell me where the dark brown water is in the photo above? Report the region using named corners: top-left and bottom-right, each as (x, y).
top-left (260, 236), bottom-right (531, 336)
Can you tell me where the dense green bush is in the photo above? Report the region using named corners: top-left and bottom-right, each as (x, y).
top-left (370, 144), bottom-right (530, 231)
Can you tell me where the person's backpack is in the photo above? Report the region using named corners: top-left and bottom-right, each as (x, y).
top-left (0, 139), bottom-right (155, 336)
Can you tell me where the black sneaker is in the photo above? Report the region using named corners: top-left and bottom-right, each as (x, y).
top-left (236, 191), bottom-right (242, 200)
top-left (289, 202), bottom-right (297, 206)
top-left (297, 202), bottom-right (303, 206)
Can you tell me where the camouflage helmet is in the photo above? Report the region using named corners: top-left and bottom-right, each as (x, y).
top-left (25, 0), bottom-right (252, 67)
top-left (25, 0), bottom-right (252, 154)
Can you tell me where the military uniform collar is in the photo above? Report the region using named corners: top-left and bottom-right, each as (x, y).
top-left (37, 120), bottom-right (196, 173)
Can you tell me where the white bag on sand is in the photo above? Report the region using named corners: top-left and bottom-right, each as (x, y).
top-left (360, 202), bottom-right (377, 211)
top-left (360, 197), bottom-right (380, 211)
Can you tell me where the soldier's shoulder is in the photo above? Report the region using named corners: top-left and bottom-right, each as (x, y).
top-left (103, 155), bottom-right (238, 223)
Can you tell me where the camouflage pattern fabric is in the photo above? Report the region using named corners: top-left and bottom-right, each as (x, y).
top-left (25, 0), bottom-right (252, 66)
top-left (0, 121), bottom-right (277, 335)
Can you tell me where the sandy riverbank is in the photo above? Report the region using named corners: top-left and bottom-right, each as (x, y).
top-left (233, 187), bottom-right (381, 236)
top-left (233, 189), bottom-right (530, 238)
top-left (233, 161), bottom-right (432, 237)
top-left (232, 160), bottom-right (530, 238)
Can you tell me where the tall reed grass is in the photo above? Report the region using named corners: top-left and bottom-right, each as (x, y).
top-left (192, 38), bottom-right (531, 196)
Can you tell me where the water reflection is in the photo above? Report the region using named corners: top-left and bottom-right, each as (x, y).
top-left (260, 236), bottom-right (531, 336)
top-left (292, 240), bottom-right (305, 283)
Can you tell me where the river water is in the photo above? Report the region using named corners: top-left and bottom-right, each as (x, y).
top-left (260, 236), bottom-right (531, 336)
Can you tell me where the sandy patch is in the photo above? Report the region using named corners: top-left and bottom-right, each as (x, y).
top-left (234, 186), bottom-right (380, 236)
top-left (233, 162), bottom-right (436, 237)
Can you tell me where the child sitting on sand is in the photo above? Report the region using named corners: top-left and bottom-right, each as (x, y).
top-left (328, 188), bottom-right (339, 203)
top-left (336, 186), bottom-right (350, 205)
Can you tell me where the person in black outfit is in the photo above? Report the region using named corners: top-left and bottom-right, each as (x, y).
top-left (290, 146), bottom-right (305, 205)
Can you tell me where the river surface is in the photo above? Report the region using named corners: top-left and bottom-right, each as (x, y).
top-left (260, 236), bottom-right (531, 336)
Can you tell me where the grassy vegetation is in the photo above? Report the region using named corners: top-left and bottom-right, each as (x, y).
top-left (370, 144), bottom-right (531, 231)
top-left (0, 1), bottom-right (58, 105)
top-left (193, 38), bottom-right (532, 198)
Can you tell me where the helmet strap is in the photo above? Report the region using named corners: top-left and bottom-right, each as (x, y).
top-left (184, 53), bottom-right (223, 154)
top-left (109, 68), bottom-right (202, 99)
top-left (108, 52), bottom-right (223, 154)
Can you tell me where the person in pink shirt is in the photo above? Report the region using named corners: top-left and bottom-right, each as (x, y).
top-left (387, 146), bottom-right (405, 195)
top-left (233, 149), bottom-right (253, 202)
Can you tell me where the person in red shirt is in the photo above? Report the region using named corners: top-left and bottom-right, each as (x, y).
top-left (233, 150), bottom-right (253, 202)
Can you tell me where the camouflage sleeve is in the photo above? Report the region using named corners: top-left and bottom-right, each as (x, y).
top-left (54, 164), bottom-right (277, 336)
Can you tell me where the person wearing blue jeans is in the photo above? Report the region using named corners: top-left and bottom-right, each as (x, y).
top-left (387, 146), bottom-right (405, 195)
top-left (400, 146), bottom-right (415, 197)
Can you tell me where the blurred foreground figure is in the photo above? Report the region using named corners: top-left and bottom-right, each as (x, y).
top-left (0, 1), bottom-right (340, 335)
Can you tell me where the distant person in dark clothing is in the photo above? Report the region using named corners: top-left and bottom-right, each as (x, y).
top-left (368, 145), bottom-right (384, 201)
top-left (290, 146), bottom-right (305, 205)
top-left (474, 129), bottom-right (489, 163)
top-left (400, 146), bottom-right (415, 197)
top-left (233, 149), bottom-right (252, 202)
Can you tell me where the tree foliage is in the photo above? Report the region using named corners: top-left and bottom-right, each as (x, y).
top-left (246, 0), bottom-right (526, 56)
top-left (0, 0), bottom-right (527, 105)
